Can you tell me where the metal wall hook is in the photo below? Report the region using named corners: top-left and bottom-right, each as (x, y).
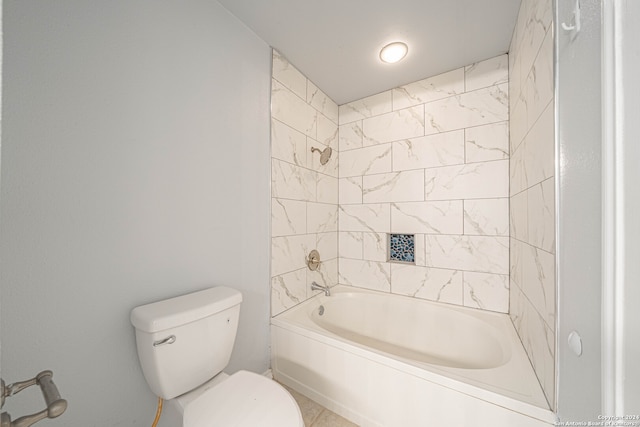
top-left (561, 0), bottom-right (581, 35)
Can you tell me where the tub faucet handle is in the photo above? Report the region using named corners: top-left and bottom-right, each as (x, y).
top-left (307, 250), bottom-right (321, 271)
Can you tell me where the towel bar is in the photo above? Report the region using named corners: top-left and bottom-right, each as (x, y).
top-left (1, 371), bottom-right (67, 427)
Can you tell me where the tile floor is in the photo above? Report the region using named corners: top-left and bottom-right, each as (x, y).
top-left (280, 383), bottom-right (359, 427)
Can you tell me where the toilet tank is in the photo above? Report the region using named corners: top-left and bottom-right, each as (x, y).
top-left (130, 286), bottom-right (242, 399)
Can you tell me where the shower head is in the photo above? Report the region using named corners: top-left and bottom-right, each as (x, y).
top-left (310, 146), bottom-right (332, 165)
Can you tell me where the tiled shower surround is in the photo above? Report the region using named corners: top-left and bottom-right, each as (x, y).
top-left (271, 6), bottom-right (556, 406)
top-left (509, 0), bottom-right (556, 409)
top-left (338, 55), bottom-right (510, 313)
top-left (271, 51), bottom-right (339, 316)
top-left (271, 50), bottom-right (511, 316)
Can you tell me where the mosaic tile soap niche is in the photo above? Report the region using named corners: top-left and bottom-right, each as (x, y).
top-left (389, 234), bottom-right (415, 263)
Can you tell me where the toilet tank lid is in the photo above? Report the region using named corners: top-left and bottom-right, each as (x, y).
top-left (130, 286), bottom-right (242, 333)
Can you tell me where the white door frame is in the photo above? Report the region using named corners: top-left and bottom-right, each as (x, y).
top-left (601, 0), bottom-right (640, 416)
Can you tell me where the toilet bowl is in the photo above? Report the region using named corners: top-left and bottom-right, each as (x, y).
top-left (130, 286), bottom-right (303, 427)
top-left (179, 371), bottom-right (302, 427)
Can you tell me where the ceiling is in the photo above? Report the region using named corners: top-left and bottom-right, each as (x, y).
top-left (217, 0), bottom-right (522, 105)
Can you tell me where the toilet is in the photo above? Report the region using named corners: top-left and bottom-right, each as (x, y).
top-left (130, 286), bottom-right (303, 427)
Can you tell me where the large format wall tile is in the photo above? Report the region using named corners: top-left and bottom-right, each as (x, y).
top-left (339, 91), bottom-right (392, 124)
top-left (339, 258), bottom-right (391, 292)
top-left (509, 0), bottom-right (555, 409)
top-left (523, 101), bottom-right (554, 187)
top-left (307, 80), bottom-right (339, 124)
top-left (510, 98), bottom-right (528, 152)
top-left (272, 79), bottom-right (317, 138)
top-left (272, 50), bottom-right (307, 100)
top-left (272, 198), bottom-right (306, 237)
top-left (392, 68), bottom-right (465, 110)
top-left (424, 84), bottom-right (509, 135)
top-left (510, 281), bottom-right (555, 408)
top-left (271, 268), bottom-right (307, 316)
top-left (339, 121), bottom-right (363, 151)
top-left (424, 160), bottom-right (509, 200)
top-left (391, 264), bottom-right (463, 305)
top-left (414, 233), bottom-right (426, 266)
top-left (522, 243), bottom-right (555, 327)
top-left (339, 144), bottom-right (392, 178)
top-left (339, 177), bottom-right (363, 204)
top-left (363, 232), bottom-right (388, 262)
top-left (391, 201), bottom-right (463, 234)
top-left (272, 159), bottom-right (316, 201)
top-left (463, 198), bottom-right (509, 236)
top-left (510, 237), bottom-right (524, 288)
top-left (464, 54), bottom-right (509, 92)
top-left (465, 122), bottom-right (509, 163)
top-left (363, 170), bottom-right (425, 203)
top-left (463, 271), bottom-right (509, 313)
top-left (362, 105), bottom-right (425, 146)
top-left (316, 174), bottom-right (338, 204)
top-left (510, 140), bottom-right (527, 195)
top-left (524, 30), bottom-right (554, 134)
top-left (271, 234), bottom-right (316, 277)
top-left (527, 177), bottom-right (555, 253)
top-left (339, 204), bottom-right (390, 233)
top-left (510, 190), bottom-right (529, 242)
top-left (307, 202), bottom-right (338, 233)
top-left (517, 0), bottom-right (553, 94)
top-left (392, 130), bottom-right (465, 171)
top-left (425, 235), bottom-right (509, 274)
top-left (316, 232), bottom-right (338, 261)
top-left (339, 231), bottom-right (364, 259)
top-left (272, 119), bottom-right (308, 168)
top-left (315, 114), bottom-right (339, 151)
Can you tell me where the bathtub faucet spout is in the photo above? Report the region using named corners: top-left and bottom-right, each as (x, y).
top-left (311, 281), bottom-right (331, 296)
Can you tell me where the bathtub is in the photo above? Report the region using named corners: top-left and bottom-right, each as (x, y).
top-left (271, 285), bottom-right (557, 427)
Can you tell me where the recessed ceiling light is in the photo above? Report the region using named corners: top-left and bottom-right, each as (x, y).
top-left (379, 42), bottom-right (408, 64)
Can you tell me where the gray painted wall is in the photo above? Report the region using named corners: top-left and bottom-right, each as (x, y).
top-left (556, 0), bottom-right (602, 420)
top-left (0, 1), bottom-right (271, 425)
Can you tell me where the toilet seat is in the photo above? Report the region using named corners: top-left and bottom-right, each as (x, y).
top-left (183, 370), bottom-right (303, 427)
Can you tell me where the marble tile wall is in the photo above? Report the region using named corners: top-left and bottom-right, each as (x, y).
top-left (271, 50), bottom-right (339, 316)
top-left (338, 53), bottom-right (510, 314)
top-left (508, 0), bottom-right (556, 410)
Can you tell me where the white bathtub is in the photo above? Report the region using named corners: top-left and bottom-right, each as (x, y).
top-left (271, 286), bottom-right (557, 427)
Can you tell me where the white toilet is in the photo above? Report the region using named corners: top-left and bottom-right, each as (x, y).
top-left (130, 286), bottom-right (304, 427)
